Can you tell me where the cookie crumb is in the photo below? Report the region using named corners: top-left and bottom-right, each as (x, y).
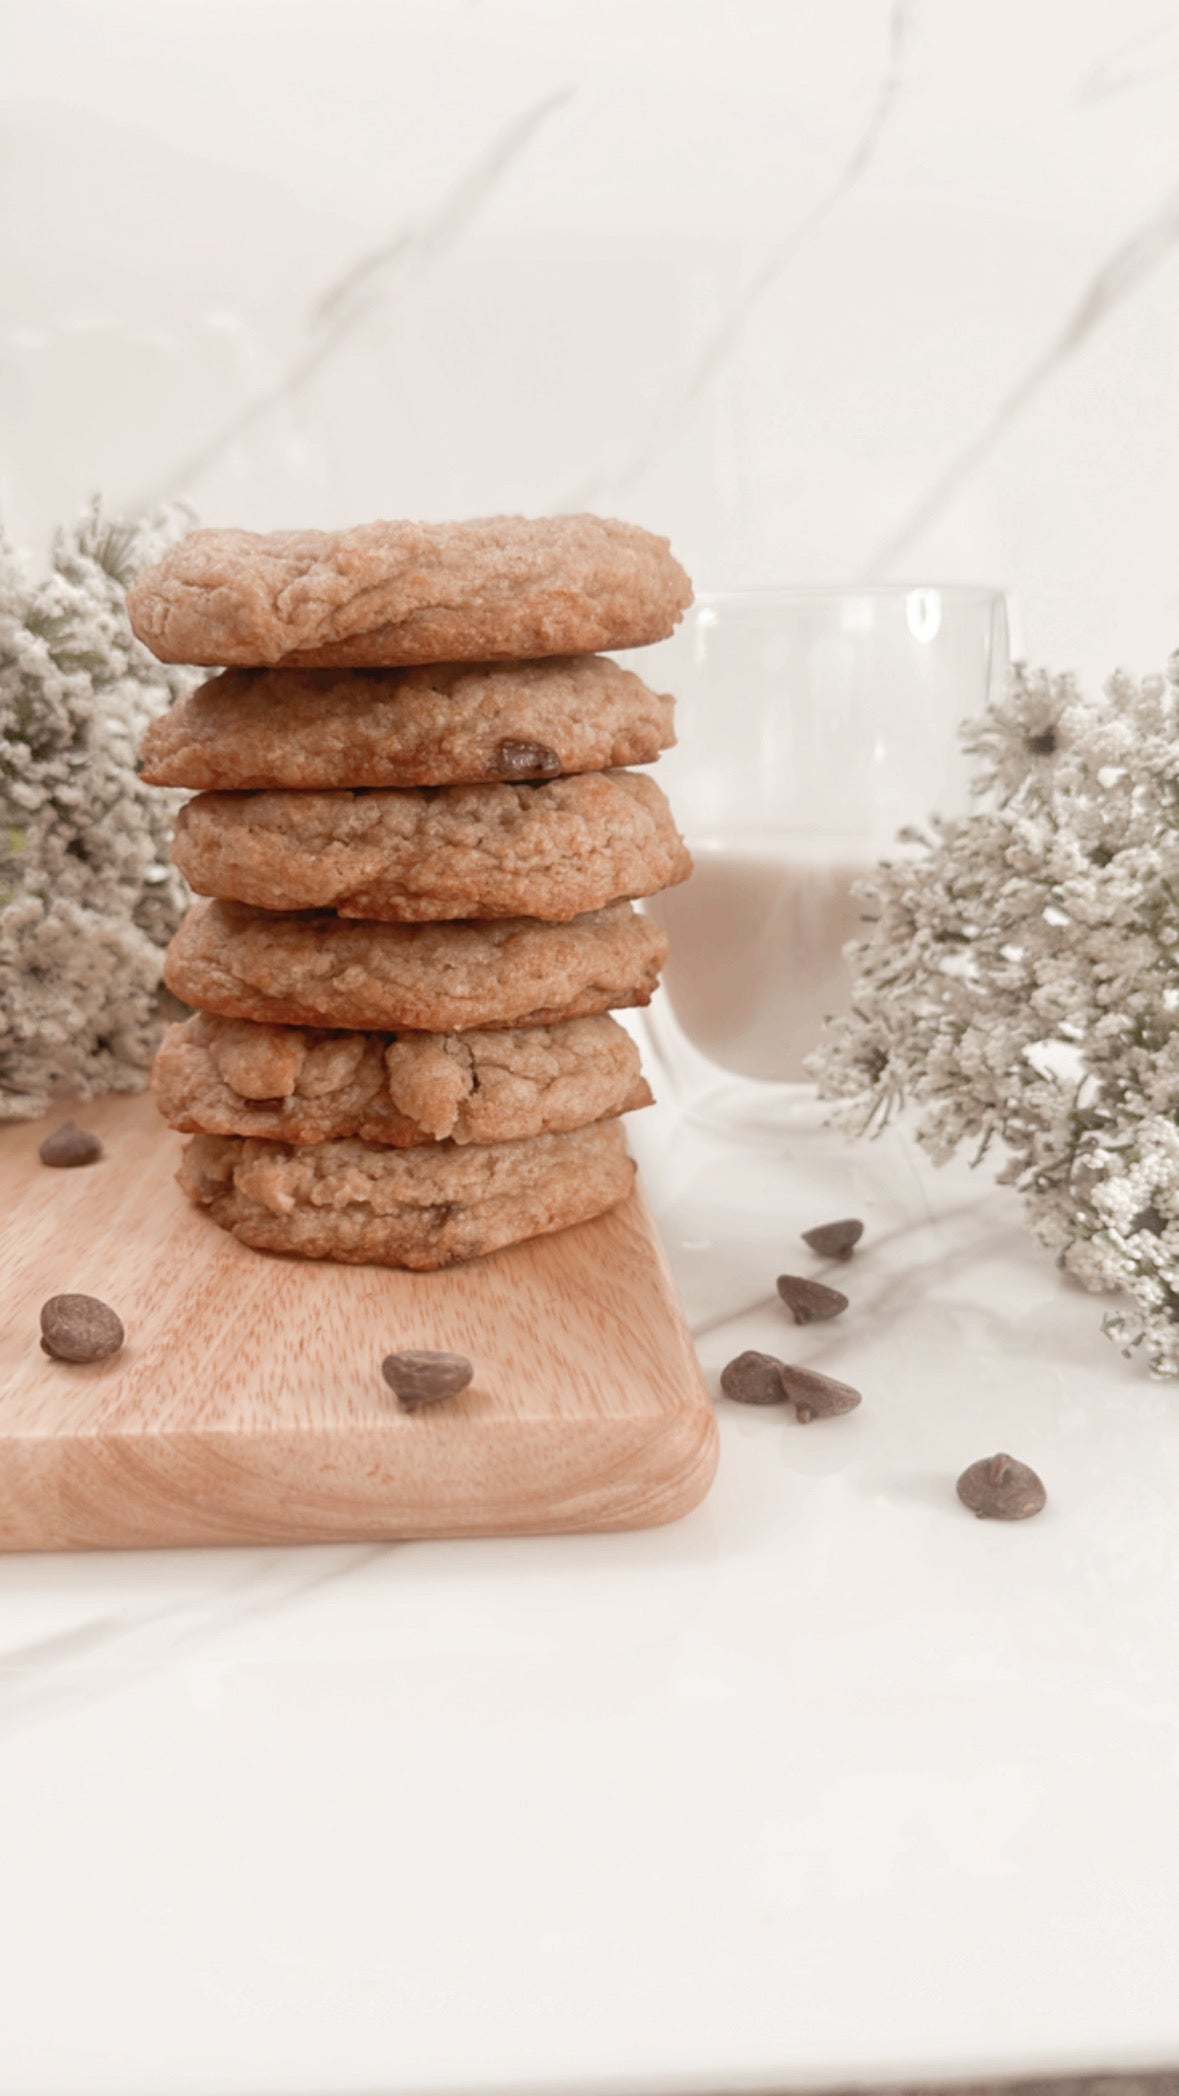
top-left (779, 1362), bottom-right (861, 1422)
top-left (719, 1350), bottom-right (787, 1405)
top-left (38, 1121), bottom-right (103, 1169)
top-left (382, 1349), bottom-right (473, 1410)
top-left (40, 1293), bottom-right (124, 1363)
top-left (956, 1452), bottom-right (1046, 1520)
top-left (776, 1274), bottom-right (849, 1324)
top-left (801, 1218), bottom-right (863, 1261)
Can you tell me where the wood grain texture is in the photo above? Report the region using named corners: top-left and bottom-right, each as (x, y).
top-left (0, 1094), bottom-right (717, 1552)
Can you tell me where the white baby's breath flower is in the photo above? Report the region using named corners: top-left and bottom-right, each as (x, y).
top-left (812, 648), bottom-right (1179, 1375)
top-left (0, 499), bottom-right (199, 1118)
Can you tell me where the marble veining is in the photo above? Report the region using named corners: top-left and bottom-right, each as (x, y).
top-left (6, 0), bottom-right (1179, 677)
top-left (561, 0), bottom-right (912, 511)
top-left (0, 1095), bottom-right (1177, 2096)
top-left (131, 88), bottom-right (573, 513)
top-left (0, 1542), bottom-right (385, 1727)
top-left (865, 174), bottom-right (1179, 574)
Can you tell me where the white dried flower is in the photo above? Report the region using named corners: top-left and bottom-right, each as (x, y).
top-left (811, 650), bottom-right (1179, 1375)
top-left (0, 500), bottom-right (199, 1118)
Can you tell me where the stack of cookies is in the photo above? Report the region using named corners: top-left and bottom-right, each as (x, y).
top-left (129, 514), bottom-right (693, 1270)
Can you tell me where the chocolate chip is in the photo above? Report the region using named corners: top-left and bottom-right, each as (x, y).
top-left (719, 1350), bottom-right (787, 1405)
top-left (382, 1349), bottom-right (473, 1411)
top-left (779, 1362), bottom-right (861, 1422)
top-left (495, 739), bottom-right (562, 779)
top-left (956, 1452), bottom-right (1046, 1521)
top-left (40, 1293), bottom-right (124, 1364)
top-left (801, 1217), bottom-right (863, 1261)
top-left (776, 1274), bottom-right (849, 1324)
top-left (38, 1121), bottom-right (102, 1168)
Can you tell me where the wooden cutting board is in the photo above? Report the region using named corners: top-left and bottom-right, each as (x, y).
top-left (0, 1094), bottom-right (717, 1551)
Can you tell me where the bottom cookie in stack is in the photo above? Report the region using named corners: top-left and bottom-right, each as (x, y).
top-left (158, 900), bottom-right (669, 1267)
top-left (176, 1119), bottom-right (636, 1271)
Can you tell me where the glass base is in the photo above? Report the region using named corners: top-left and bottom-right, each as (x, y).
top-left (632, 999), bottom-right (833, 1141)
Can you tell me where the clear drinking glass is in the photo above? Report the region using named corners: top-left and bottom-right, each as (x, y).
top-left (624, 587), bottom-right (1010, 1133)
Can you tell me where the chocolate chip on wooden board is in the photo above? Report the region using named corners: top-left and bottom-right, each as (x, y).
top-left (801, 1217), bottom-right (863, 1261)
top-left (382, 1350), bottom-right (473, 1411)
top-left (776, 1274), bottom-right (849, 1324)
top-left (779, 1362), bottom-right (861, 1423)
top-left (719, 1350), bottom-right (788, 1405)
top-left (40, 1293), bottom-right (124, 1364)
top-left (956, 1452), bottom-right (1047, 1521)
top-left (38, 1121), bottom-right (102, 1168)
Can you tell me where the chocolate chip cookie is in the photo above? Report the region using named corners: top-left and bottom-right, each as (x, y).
top-left (177, 1119), bottom-right (636, 1268)
top-left (164, 899), bottom-right (668, 1032)
top-left (154, 1011), bottom-right (652, 1146)
top-left (127, 515), bottom-right (692, 668)
top-left (140, 657), bottom-right (675, 791)
top-left (170, 771), bottom-right (691, 922)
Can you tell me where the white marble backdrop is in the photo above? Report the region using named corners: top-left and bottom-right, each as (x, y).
top-left (4, 0), bottom-right (1179, 682)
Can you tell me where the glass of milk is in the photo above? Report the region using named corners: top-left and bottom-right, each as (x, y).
top-left (622, 587), bottom-right (1009, 1133)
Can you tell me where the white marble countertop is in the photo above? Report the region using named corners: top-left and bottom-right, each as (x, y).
top-left (1, 1097), bottom-right (1177, 2096)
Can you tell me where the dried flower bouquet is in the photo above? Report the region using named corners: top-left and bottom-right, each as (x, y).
top-left (0, 501), bottom-right (197, 1117)
top-left (813, 650), bottom-right (1179, 1375)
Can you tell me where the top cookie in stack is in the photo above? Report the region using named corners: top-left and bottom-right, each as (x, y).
top-left (130, 514), bottom-right (693, 1270)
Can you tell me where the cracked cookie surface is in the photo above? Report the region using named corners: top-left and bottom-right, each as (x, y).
top-left (164, 899), bottom-right (668, 1032)
top-left (140, 656), bottom-right (675, 790)
top-left (127, 514), bottom-right (692, 667)
top-left (154, 1011), bottom-right (651, 1146)
top-left (171, 771), bottom-right (691, 922)
top-left (177, 1119), bottom-right (635, 1268)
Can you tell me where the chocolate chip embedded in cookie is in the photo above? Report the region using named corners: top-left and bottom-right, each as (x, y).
top-left (163, 900), bottom-right (668, 1033)
top-left (170, 771), bottom-right (692, 923)
top-left (126, 514), bottom-right (693, 668)
top-left (176, 1119), bottom-right (636, 1269)
top-left (152, 1011), bottom-right (653, 1147)
top-left (139, 657), bottom-right (676, 791)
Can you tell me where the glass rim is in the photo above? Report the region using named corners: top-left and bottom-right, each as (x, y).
top-left (692, 584), bottom-right (1005, 607)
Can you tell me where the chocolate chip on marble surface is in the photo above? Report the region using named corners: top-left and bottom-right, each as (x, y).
top-left (719, 1350), bottom-right (787, 1405)
top-left (38, 1121), bottom-right (103, 1168)
top-left (776, 1274), bottom-right (849, 1324)
top-left (801, 1217), bottom-right (864, 1261)
top-left (956, 1452), bottom-right (1047, 1521)
top-left (495, 739), bottom-right (562, 779)
top-left (382, 1349), bottom-right (473, 1411)
top-left (779, 1362), bottom-right (862, 1423)
top-left (40, 1293), bottom-right (124, 1364)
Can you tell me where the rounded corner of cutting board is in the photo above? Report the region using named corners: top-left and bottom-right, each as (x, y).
top-left (611, 1393), bottom-right (720, 1532)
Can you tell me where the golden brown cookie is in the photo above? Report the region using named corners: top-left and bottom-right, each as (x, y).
top-left (170, 772), bottom-right (691, 922)
top-left (139, 657), bottom-right (675, 791)
top-left (177, 1120), bottom-right (635, 1268)
top-left (163, 899), bottom-right (668, 1032)
top-left (153, 1011), bottom-right (651, 1147)
top-left (126, 515), bottom-right (692, 668)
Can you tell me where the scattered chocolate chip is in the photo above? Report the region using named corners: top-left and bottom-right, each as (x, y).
top-left (776, 1274), bottom-right (849, 1324)
top-left (779, 1363), bottom-right (862, 1422)
top-left (495, 739), bottom-right (562, 779)
top-left (956, 1452), bottom-right (1046, 1521)
top-left (719, 1350), bottom-right (787, 1405)
top-left (38, 1121), bottom-right (102, 1169)
top-left (382, 1349), bottom-right (473, 1411)
top-left (801, 1217), bottom-right (863, 1261)
top-left (39, 1293), bottom-right (124, 1364)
